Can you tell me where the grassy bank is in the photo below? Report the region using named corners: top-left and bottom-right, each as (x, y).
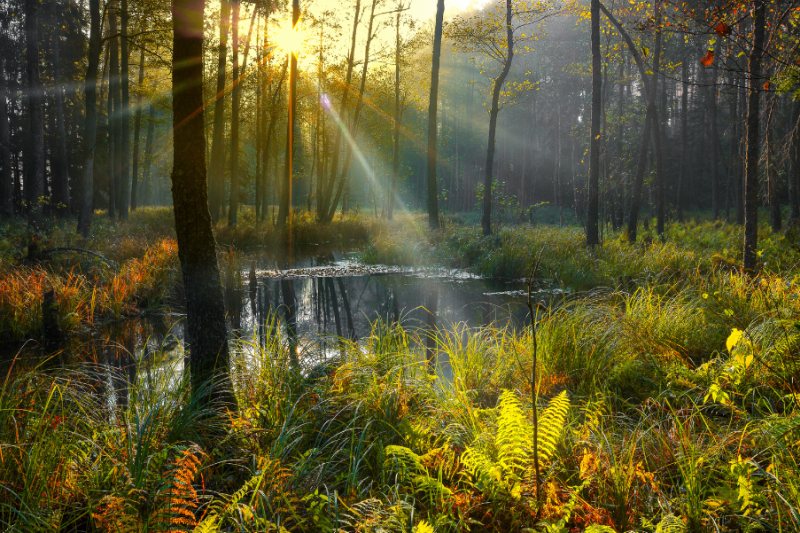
top-left (363, 216), bottom-right (800, 289)
top-left (1, 210), bottom-right (799, 530)
top-left (2, 277), bottom-right (798, 530)
top-left (0, 208), bottom-right (381, 342)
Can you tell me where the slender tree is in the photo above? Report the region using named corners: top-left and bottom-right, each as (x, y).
top-left (209, 0), bottom-right (231, 221)
top-left (481, 0), bottom-right (514, 237)
top-left (227, 0), bottom-right (241, 227)
top-left (586, 0), bottom-right (601, 246)
top-left (131, 47), bottom-right (146, 210)
top-left (78, 0), bottom-right (101, 236)
top-left (388, 3), bottom-right (406, 221)
top-left (1, 58), bottom-right (13, 217)
top-left (743, 0), bottom-right (764, 272)
top-left (49, 30), bottom-right (70, 215)
top-left (278, 0), bottom-right (300, 232)
top-left (119, 0), bottom-right (131, 218)
top-left (171, 0), bottom-right (235, 409)
top-left (426, 0), bottom-right (445, 230)
top-left (24, 0), bottom-right (46, 225)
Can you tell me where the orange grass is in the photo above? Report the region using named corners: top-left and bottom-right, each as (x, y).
top-left (0, 239), bottom-right (179, 342)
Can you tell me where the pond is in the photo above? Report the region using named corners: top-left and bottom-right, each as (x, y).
top-left (8, 254), bottom-right (561, 394)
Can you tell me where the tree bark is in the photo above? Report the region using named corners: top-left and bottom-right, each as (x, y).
top-left (278, 0), bottom-right (300, 234)
top-left (131, 46), bottom-right (146, 210)
top-left (108, 3), bottom-right (120, 219)
top-left (426, 0), bottom-right (445, 230)
top-left (141, 104), bottom-right (156, 205)
top-left (118, 0), bottom-right (131, 219)
top-left (50, 35), bottom-right (71, 215)
top-left (388, 6), bottom-right (403, 221)
top-left (677, 59), bottom-right (688, 221)
top-left (78, 0), bottom-right (101, 236)
top-left (24, 0), bottom-right (46, 226)
top-left (587, 0), bottom-right (602, 246)
top-left (1, 59), bottom-right (14, 217)
top-left (227, 0), bottom-right (241, 227)
top-left (709, 47), bottom-right (720, 219)
top-left (651, 0), bottom-right (665, 239)
top-left (208, 0), bottom-right (231, 221)
top-left (171, 0), bottom-right (235, 409)
top-left (790, 102), bottom-right (800, 224)
top-left (766, 95), bottom-right (782, 232)
top-left (743, 0), bottom-right (764, 272)
top-left (482, 0), bottom-right (514, 237)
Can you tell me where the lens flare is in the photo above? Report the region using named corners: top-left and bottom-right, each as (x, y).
top-left (272, 18), bottom-right (306, 57)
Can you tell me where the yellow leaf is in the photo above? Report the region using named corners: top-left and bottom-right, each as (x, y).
top-left (726, 328), bottom-right (744, 352)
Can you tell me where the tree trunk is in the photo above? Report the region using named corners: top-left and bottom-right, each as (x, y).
top-left (651, 0), bottom-right (665, 238)
top-left (677, 59), bottom-right (688, 221)
top-left (171, 0), bottom-right (235, 410)
top-left (600, 2), bottom-right (660, 243)
top-left (278, 0), bottom-right (300, 233)
top-left (388, 6), bottom-right (402, 221)
top-left (1, 59), bottom-right (14, 217)
top-left (208, 0), bottom-right (231, 221)
top-left (482, 0), bottom-right (514, 236)
top-left (790, 102), bottom-right (800, 224)
top-left (227, 0), bottom-right (241, 227)
top-left (24, 0), bottom-right (46, 226)
top-left (587, 0), bottom-right (602, 246)
top-left (131, 46), bottom-right (146, 210)
top-left (766, 95), bottom-right (782, 232)
top-left (108, 3), bottom-right (120, 219)
top-left (426, 0), bottom-right (445, 230)
top-left (743, 0), bottom-right (764, 272)
top-left (77, 0), bottom-right (101, 236)
top-left (141, 104), bottom-right (156, 206)
top-left (50, 35), bottom-right (71, 215)
top-left (709, 47), bottom-right (720, 219)
top-left (118, 0), bottom-right (131, 219)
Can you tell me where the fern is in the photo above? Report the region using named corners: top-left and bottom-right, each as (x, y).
top-left (655, 513), bottom-right (687, 533)
top-left (385, 444), bottom-right (426, 482)
top-left (384, 446), bottom-right (453, 504)
top-left (584, 526), bottom-right (617, 533)
top-left (462, 390), bottom-right (571, 496)
top-left (151, 446), bottom-right (203, 532)
top-left (496, 390), bottom-right (531, 478)
top-left (537, 390), bottom-right (570, 465)
top-left (195, 470), bottom-right (265, 531)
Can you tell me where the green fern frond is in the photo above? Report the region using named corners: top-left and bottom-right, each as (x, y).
top-left (413, 474), bottom-right (453, 503)
top-left (496, 390), bottom-right (531, 479)
top-left (195, 469), bottom-right (266, 531)
top-left (462, 389), bottom-right (570, 496)
top-left (655, 513), bottom-right (687, 533)
top-left (461, 445), bottom-right (501, 488)
top-left (384, 445), bottom-right (426, 482)
top-left (584, 525), bottom-right (617, 533)
top-left (537, 390), bottom-right (570, 465)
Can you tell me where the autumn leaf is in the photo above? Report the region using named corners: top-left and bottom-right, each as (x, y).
top-left (726, 328), bottom-right (743, 352)
top-left (714, 21), bottom-right (731, 37)
top-left (763, 81), bottom-right (771, 91)
top-left (700, 49), bottom-right (715, 67)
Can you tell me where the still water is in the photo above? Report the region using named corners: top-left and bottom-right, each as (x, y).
top-left (11, 255), bottom-right (553, 396)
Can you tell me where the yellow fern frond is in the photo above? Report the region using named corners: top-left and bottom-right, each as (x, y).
top-left (496, 390), bottom-right (531, 479)
top-left (537, 390), bottom-right (570, 465)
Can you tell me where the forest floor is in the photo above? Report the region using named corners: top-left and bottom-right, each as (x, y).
top-left (1, 207), bottom-right (799, 531)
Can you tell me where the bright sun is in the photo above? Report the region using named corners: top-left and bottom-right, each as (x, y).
top-left (272, 18), bottom-right (307, 57)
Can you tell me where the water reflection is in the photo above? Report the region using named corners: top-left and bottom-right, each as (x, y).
top-left (230, 256), bottom-right (532, 365)
top-left (5, 256), bottom-right (541, 397)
